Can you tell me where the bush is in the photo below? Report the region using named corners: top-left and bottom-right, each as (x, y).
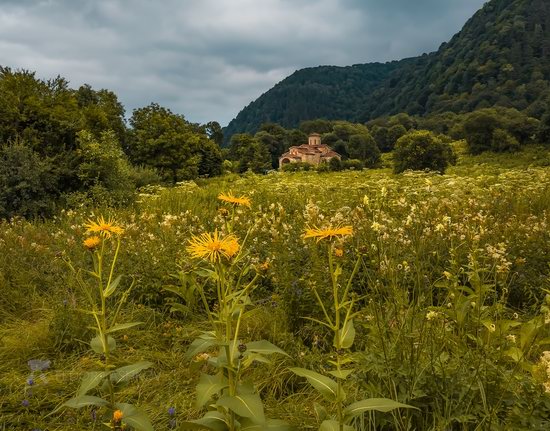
top-left (281, 161), bottom-right (314, 172)
top-left (393, 130), bottom-right (454, 174)
top-left (0, 141), bottom-right (59, 219)
top-left (341, 159), bottom-right (364, 170)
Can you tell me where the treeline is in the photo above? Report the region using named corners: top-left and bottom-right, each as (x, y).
top-left (226, 107), bottom-right (548, 175)
top-left (0, 67), bottom-right (224, 219)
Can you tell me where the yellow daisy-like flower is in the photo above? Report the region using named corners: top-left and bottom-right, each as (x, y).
top-left (217, 192), bottom-right (251, 208)
top-left (303, 225), bottom-right (353, 242)
top-left (113, 409), bottom-right (124, 422)
top-left (84, 216), bottom-right (124, 238)
top-left (334, 247), bottom-right (344, 257)
top-left (187, 230), bottom-right (240, 262)
top-left (83, 236), bottom-right (101, 250)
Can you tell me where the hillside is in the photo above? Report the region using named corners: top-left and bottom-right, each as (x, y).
top-left (223, 61), bottom-right (403, 141)
top-left (225, 0), bottom-right (550, 139)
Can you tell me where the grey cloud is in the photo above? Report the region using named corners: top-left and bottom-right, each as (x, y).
top-left (0, 0), bottom-right (486, 125)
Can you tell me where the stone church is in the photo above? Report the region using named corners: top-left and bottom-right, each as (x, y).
top-left (278, 133), bottom-right (341, 168)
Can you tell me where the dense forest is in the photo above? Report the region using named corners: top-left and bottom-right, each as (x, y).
top-left (225, 0), bottom-right (550, 139)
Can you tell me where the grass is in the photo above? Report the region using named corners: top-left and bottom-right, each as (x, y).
top-left (1, 147), bottom-right (550, 430)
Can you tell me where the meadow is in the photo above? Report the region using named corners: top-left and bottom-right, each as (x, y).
top-left (1, 146), bottom-right (550, 431)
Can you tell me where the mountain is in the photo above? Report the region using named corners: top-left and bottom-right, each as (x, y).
top-left (225, 0), bottom-right (550, 140)
top-left (223, 61), bottom-right (404, 141)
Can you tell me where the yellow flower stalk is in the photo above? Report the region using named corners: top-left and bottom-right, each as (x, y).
top-left (303, 225), bottom-right (353, 242)
top-left (217, 192), bottom-right (251, 208)
top-left (187, 230), bottom-right (240, 262)
top-left (84, 216), bottom-right (124, 238)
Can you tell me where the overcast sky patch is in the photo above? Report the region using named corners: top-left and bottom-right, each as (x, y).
top-left (0, 0), bottom-right (486, 125)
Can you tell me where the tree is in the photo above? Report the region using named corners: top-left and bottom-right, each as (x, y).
top-left (74, 130), bottom-right (135, 205)
top-left (127, 103), bottom-right (221, 182)
top-left (0, 140), bottom-right (59, 219)
top-left (228, 134), bottom-right (271, 173)
top-left (347, 134), bottom-right (380, 168)
top-left (393, 130), bottom-right (454, 174)
top-left (204, 121), bottom-right (224, 147)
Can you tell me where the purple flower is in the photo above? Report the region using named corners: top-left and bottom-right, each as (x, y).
top-left (22, 399), bottom-right (29, 407)
top-left (27, 378), bottom-right (34, 386)
top-left (168, 406), bottom-right (176, 416)
top-left (91, 410), bottom-right (97, 421)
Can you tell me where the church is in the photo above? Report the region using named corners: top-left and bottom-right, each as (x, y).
top-left (278, 133), bottom-right (341, 168)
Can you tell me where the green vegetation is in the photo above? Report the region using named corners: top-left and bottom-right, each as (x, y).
top-left (2, 148), bottom-right (550, 430)
top-left (0, 68), bottom-right (223, 219)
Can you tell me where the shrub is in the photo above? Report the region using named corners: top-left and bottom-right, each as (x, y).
top-left (281, 161), bottom-right (313, 172)
top-left (0, 141), bottom-right (59, 219)
top-left (393, 130), bottom-right (454, 174)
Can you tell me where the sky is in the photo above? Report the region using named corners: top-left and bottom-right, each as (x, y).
top-left (0, 0), bottom-right (487, 126)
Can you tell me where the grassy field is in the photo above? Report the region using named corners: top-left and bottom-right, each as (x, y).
top-left (1, 146), bottom-right (550, 430)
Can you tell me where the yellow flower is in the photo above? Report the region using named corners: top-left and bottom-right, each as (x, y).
top-left (218, 192), bottom-right (251, 208)
top-left (303, 225), bottom-right (353, 242)
top-left (187, 230), bottom-right (240, 262)
top-left (83, 236), bottom-right (101, 250)
top-left (113, 409), bottom-right (124, 422)
top-left (85, 216), bottom-right (124, 238)
top-left (334, 247), bottom-right (344, 257)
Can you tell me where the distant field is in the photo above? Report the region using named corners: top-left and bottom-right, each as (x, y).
top-left (1, 147), bottom-right (550, 430)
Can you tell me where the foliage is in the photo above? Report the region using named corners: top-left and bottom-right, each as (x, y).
top-left (228, 133), bottom-right (271, 173)
top-left (393, 130), bottom-right (455, 174)
top-left (0, 140), bottom-right (60, 219)
top-left (127, 103), bottom-right (222, 183)
top-left (60, 217), bottom-right (153, 430)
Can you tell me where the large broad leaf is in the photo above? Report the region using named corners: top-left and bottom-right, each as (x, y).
top-left (76, 371), bottom-right (110, 397)
top-left (185, 336), bottom-right (217, 361)
top-left (217, 394), bottom-right (265, 424)
top-left (328, 369), bottom-right (354, 380)
top-left (196, 373), bottom-right (228, 408)
top-left (106, 321), bottom-right (143, 334)
top-left (245, 340), bottom-right (289, 357)
top-left (115, 403), bottom-right (153, 431)
top-left (104, 274), bottom-right (122, 297)
top-left (335, 320), bottom-right (355, 349)
top-left (343, 398), bottom-right (417, 421)
top-left (111, 361), bottom-right (152, 385)
top-left (63, 395), bottom-right (108, 409)
top-left (290, 368), bottom-right (338, 401)
top-left (241, 418), bottom-right (295, 430)
top-left (180, 411), bottom-right (229, 431)
top-left (90, 334), bottom-right (116, 354)
top-left (319, 420), bottom-right (354, 431)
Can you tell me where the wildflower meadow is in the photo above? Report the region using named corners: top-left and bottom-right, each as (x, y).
top-left (1, 149), bottom-right (550, 430)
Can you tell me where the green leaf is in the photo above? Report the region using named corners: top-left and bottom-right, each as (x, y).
top-left (168, 303), bottom-right (191, 315)
top-left (246, 340), bottom-right (289, 357)
top-left (185, 336), bottom-right (217, 361)
top-left (241, 418), bottom-right (295, 430)
top-left (111, 361), bottom-right (152, 385)
top-left (115, 403), bottom-right (154, 431)
top-left (217, 393), bottom-right (265, 424)
top-left (104, 274), bottom-right (122, 297)
top-left (319, 420), bottom-right (354, 431)
top-left (196, 374), bottom-right (228, 408)
top-left (313, 402), bottom-right (328, 422)
top-left (505, 346), bottom-right (524, 362)
top-left (290, 367), bottom-right (338, 401)
top-left (343, 398), bottom-right (417, 421)
top-left (327, 369), bottom-right (354, 380)
top-left (106, 321), bottom-right (143, 334)
top-left (180, 411), bottom-right (228, 430)
top-left (241, 352), bottom-right (271, 369)
top-left (76, 371), bottom-right (110, 397)
top-left (63, 395), bottom-right (108, 409)
top-left (90, 335), bottom-right (116, 354)
top-left (336, 320), bottom-right (355, 349)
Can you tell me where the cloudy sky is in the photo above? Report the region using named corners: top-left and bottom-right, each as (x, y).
top-left (0, 0), bottom-right (486, 126)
